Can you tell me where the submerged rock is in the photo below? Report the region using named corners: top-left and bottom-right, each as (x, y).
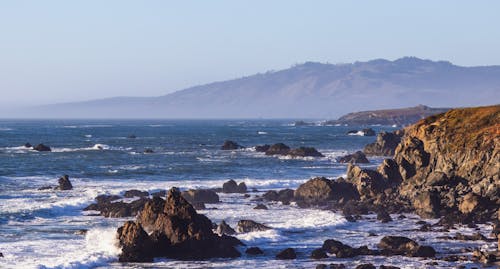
top-left (253, 204), bottom-right (268, 210)
top-left (288, 147), bottom-right (324, 157)
top-left (245, 247), bottom-right (264, 255)
top-left (221, 140), bottom-right (244, 150)
top-left (236, 220), bottom-right (271, 233)
top-left (33, 143), bottom-right (51, 152)
top-left (24, 143), bottom-right (32, 148)
top-left (276, 248), bottom-right (296, 259)
top-left (255, 144), bottom-right (271, 152)
top-left (310, 248), bottom-right (328, 259)
top-left (119, 187), bottom-right (242, 262)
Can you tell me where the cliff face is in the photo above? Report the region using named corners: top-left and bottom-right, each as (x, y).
top-left (394, 105), bottom-right (499, 219)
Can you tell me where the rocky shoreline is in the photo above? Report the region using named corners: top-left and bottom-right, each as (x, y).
top-left (78, 105), bottom-right (500, 267)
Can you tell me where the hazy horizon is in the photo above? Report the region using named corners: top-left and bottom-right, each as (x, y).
top-left (1, 1), bottom-right (500, 108)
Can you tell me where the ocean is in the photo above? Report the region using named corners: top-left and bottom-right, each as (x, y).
top-left (0, 120), bottom-right (494, 268)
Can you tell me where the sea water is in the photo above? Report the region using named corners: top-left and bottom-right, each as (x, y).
top-left (0, 120), bottom-right (495, 268)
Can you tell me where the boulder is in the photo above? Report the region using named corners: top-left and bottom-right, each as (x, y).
top-left (124, 189), bottom-right (149, 198)
top-left (363, 131), bottom-right (402, 156)
top-left (276, 248), bottom-right (296, 259)
top-left (33, 143), bottom-right (51, 152)
top-left (362, 128), bottom-right (376, 136)
top-left (288, 147), bottom-right (324, 157)
top-left (262, 189), bottom-right (294, 204)
top-left (377, 210), bottom-right (393, 223)
top-left (265, 143), bottom-right (290, 155)
top-left (337, 151), bottom-right (369, 164)
top-left (24, 143), bottom-right (32, 148)
top-left (221, 140), bottom-right (243, 150)
top-left (236, 220), bottom-right (271, 233)
top-left (143, 148), bottom-right (154, 154)
top-left (151, 190), bottom-right (167, 197)
top-left (120, 187), bottom-right (242, 261)
top-left (377, 236), bottom-right (419, 255)
top-left (295, 177), bottom-right (359, 206)
top-left (379, 266), bottom-right (401, 269)
top-left (182, 189), bottom-right (220, 204)
top-left (245, 247), bottom-right (264, 255)
top-left (255, 144), bottom-right (271, 152)
top-left (57, 175), bottom-right (72, 190)
top-left (316, 264), bottom-right (346, 269)
top-left (311, 248), bottom-right (328, 259)
top-left (458, 193), bottom-right (480, 214)
top-left (355, 264), bottom-right (376, 269)
top-left (216, 220), bottom-right (236, 236)
top-left (412, 190), bottom-right (441, 218)
top-left (85, 197), bottom-right (150, 218)
top-left (222, 180), bottom-right (247, 193)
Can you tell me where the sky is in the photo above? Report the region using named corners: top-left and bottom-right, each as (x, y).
top-left (1, 0), bottom-right (499, 107)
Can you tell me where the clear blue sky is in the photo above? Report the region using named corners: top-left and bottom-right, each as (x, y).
top-left (1, 0), bottom-right (499, 106)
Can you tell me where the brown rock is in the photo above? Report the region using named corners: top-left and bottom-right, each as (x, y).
top-left (117, 221), bottom-right (155, 262)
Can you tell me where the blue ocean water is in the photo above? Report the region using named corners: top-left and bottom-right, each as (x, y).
top-left (0, 120), bottom-right (493, 269)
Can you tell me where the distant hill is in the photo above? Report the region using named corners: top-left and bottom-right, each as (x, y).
top-left (13, 57), bottom-right (500, 118)
top-left (323, 105), bottom-right (451, 126)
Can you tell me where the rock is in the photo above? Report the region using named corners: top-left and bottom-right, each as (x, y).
top-left (192, 202), bottom-right (206, 210)
top-left (124, 189), bottom-right (149, 198)
top-left (363, 131), bottom-right (402, 156)
top-left (221, 140), bottom-right (243, 150)
top-left (311, 248), bottom-right (328, 259)
top-left (95, 194), bottom-right (121, 204)
top-left (377, 159), bottom-right (402, 186)
top-left (253, 204), bottom-right (268, 210)
top-left (377, 210), bottom-right (393, 223)
top-left (38, 186), bottom-right (53, 190)
top-left (57, 175), bottom-right (72, 190)
top-left (472, 249), bottom-right (496, 263)
top-left (245, 247), bottom-right (264, 255)
top-left (276, 248), bottom-right (296, 259)
top-left (121, 187), bottom-right (242, 261)
top-left (86, 197), bottom-right (149, 218)
top-left (362, 128), bottom-right (376, 136)
top-left (182, 189), bottom-right (220, 204)
top-left (255, 144), bottom-right (271, 152)
top-left (458, 193), bottom-right (480, 214)
top-left (316, 264), bottom-right (346, 269)
top-left (222, 180), bottom-right (247, 193)
top-left (143, 148), bottom-right (154, 153)
top-left (412, 190), bottom-right (441, 218)
top-left (127, 135), bottom-right (136, 139)
top-left (379, 266), bottom-right (400, 269)
top-left (263, 189), bottom-right (294, 204)
top-left (117, 221), bottom-right (155, 262)
top-left (0, 252), bottom-right (3, 257)
top-left (355, 264), bottom-right (375, 269)
top-left (378, 236), bottom-right (419, 255)
top-left (337, 151), bottom-right (369, 164)
top-left (288, 147), bottom-right (324, 157)
top-left (265, 143), bottom-right (290, 155)
top-left (294, 177), bottom-right (359, 206)
top-left (408, 245), bottom-right (436, 258)
top-left (24, 143), bottom-right (32, 148)
top-left (33, 143), bottom-right (51, 152)
top-left (236, 220), bottom-right (271, 233)
top-left (216, 220), bottom-right (236, 236)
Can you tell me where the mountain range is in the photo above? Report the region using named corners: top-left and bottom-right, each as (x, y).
top-left (11, 57), bottom-right (500, 118)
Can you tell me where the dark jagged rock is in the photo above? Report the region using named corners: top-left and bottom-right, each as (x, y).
top-left (236, 220), bottom-right (271, 233)
top-left (124, 189), bottom-right (149, 198)
top-left (316, 264), bottom-right (346, 269)
top-left (265, 143), bottom-right (291, 155)
top-left (222, 180), bottom-right (247, 193)
top-left (143, 148), bottom-right (154, 153)
top-left (379, 266), bottom-right (401, 269)
top-left (245, 247), bottom-right (264, 255)
top-left (253, 204), bottom-right (268, 210)
top-left (24, 143), bottom-right (32, 148)
top-left (294, 177), bottom-right (359, 207)
top-left (262, 189), bottom-right (294, 204)
top-left (321, 239), bottom-right (377, 258)
top-left (255, 144), bottom-right (270, 152)
top-left (85, 197), bottom-right (149, 218)
top-left (182, 189), bottom-right (220, 204)
top-left (347, 128), bottom-right (376, 136)
top-left (288, 147), bottom-right (324, 157)
top-left (192, 202), bottom-right (206, 210)
top-left (33, 143), bottom-right (51, 152)
top-left (337, 151), bottom-right (369, 164)
top-left (37, 186), bottom-right (53, 190)
top-left (120, 187), bottom-right (242, 261)
top-left (57, 175), bottom-right (72, 190)
top-left (378, 236), bottom-right (435, 258)
top-left (216, 220), bottom-right (236, 236)
top-left (95, 194), bottom-right (121, 204)
top-left (221, 140), bottom-right (243, 150)
top-left (363, 131), bottom-right (402, 156)
top-left (127, 135), bottom-right (137, 139)
top-left (151, 190), bottom-right (167, 197)
top-left (311, 248), bottom-right (328, 259)
top-left (276, 248), bottom-right (296, 259)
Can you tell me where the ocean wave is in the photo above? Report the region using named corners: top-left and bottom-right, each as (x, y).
top-left (0, 127), bottom-right (13, 131)
top-left (63, 125), bottom-right (113, 129)
top-left (348, 130), bottom-right (366, 136)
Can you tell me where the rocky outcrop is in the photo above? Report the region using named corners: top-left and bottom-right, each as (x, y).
top-left (33, 143), bottom-right (51, 152)
top-left (288, 147), bottom-right (324, 157)
top-left (245, 247), bottom-right (264, 255)
top-left (337, 151), bottom-right (369, 164)
top-left (84, 196), bottom-right (149, 218)
top-left (255, 144), bottom-right (270, 152)
top-left (262, 189), bottom-right (294, 204)
top-left (124, 189), bottom-right (149, 198)
top-left (276, 248), bottom-right (296, 259)
top-left (294, 177), bottom-right (359, 206)
top-left (263, 143), bottom-right (323, 157)
top-left (265, 143), bottom-right (291, 155)
top-left (347, 128), bottom-right (375, 136)
top-left (222, 180), bottom-right (247, 193)
top-left (221, 140), bottom-right (244, 150)
top-left (216, 220), bottom-right (236, 236)
top-left (394, 105), bottom-right (500, 222)
top-left (363, 131), bottom-right (403, 156)
top-left (118, 188), bottom-right (242, 261)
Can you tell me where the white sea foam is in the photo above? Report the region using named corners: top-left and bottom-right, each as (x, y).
top-left (84, 134), bottom-right (92, 138)
top-left (348, 130), bottom-right (366, 136)
top-left (257, 131), bottom-right (268, 135)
